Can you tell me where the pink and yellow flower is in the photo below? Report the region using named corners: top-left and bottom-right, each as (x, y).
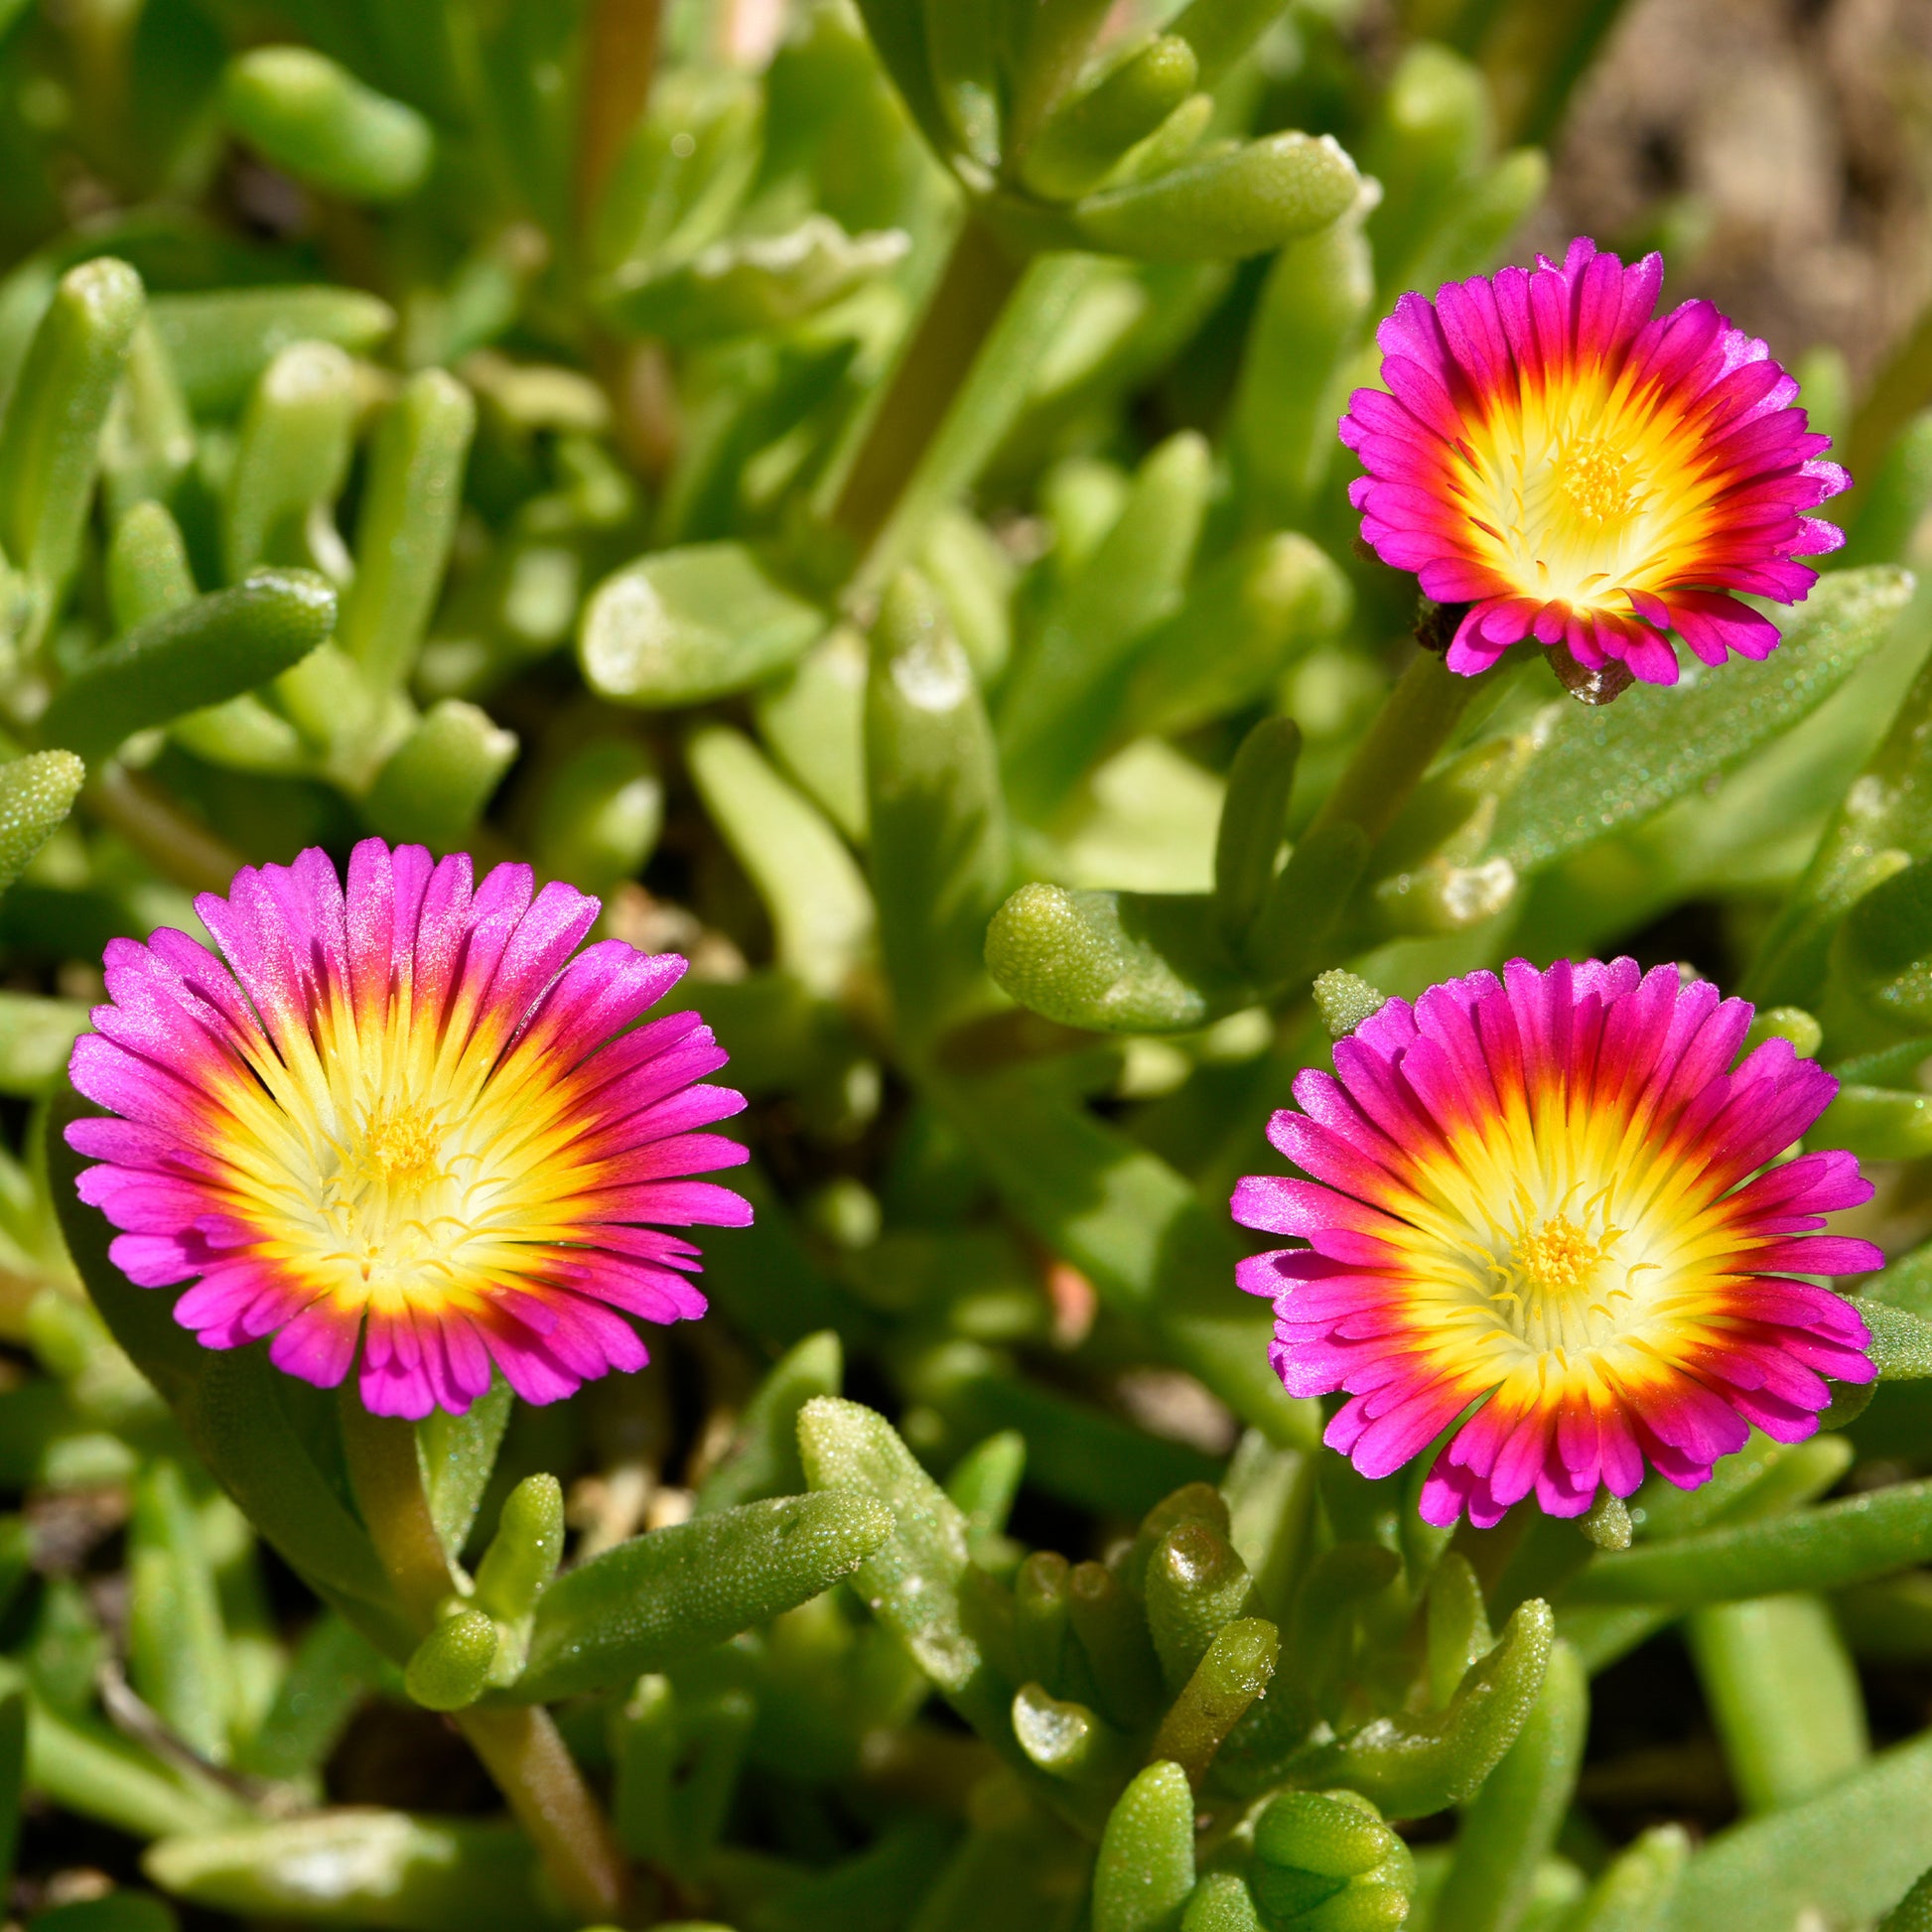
top-left (66, 839), bottom-right (750, 1420)
top-left (1339, 237), bottom-right (1849, 686)
top-left (1232, 959), bottom-right (1877, 1527)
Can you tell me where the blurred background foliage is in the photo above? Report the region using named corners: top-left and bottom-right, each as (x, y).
top-left (11, 0), bottom-right (1932, 1927)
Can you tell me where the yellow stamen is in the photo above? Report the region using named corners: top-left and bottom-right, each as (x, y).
top-left (356, 1103), bottom-right (442, 1184)
top-left (1449, 377), bottom-right (1707, 614)
top-left (1513, 1213), bottom-right (1604, 1290)
top-left (1472, 1199), bottom-right (1641, 1358)
top-left (1560, 442), bottom-right (1638, 525)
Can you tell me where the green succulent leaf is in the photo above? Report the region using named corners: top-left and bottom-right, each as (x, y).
top-left (361, 701), bottom-right (518, 850)
top-left (1880, 1866), bottom-right (1932, 1932)
top-left (1557, 1825), bottom-right (1689, 1932)
top-left (796, 1395), bottom-right (1009, 1733)
top-left (1687, 1594), bottom-right (1867, 1813)
top-left (1855, 1300), bottom-right (1932, 1379)
top-left (0, 257), bottom-right (144, 640)
top-left (1493, 567), bottom-right (1913, 873)
top-left (339, 370), bottom-right (476, 695)
top-left (983, 883), bottom-right (1249, 1034)
top-left (1664, 1731), bottom-right (1932, 1932)
top-left (599, 217), bottom-right (910, 341)
top-left (868, 568), bottom-right (1010, 1047)
top-left (685, 723), bottom-right (875, 999)
top-left (146, 288), bottom-right (394, 415)
top-left (0, 754), bottom-right (83, 896)
top-left (127, 1461), bottom-right (232, 1766)
top-left (221, 48), bottom-right (434, 203)
top-left (41, 572), bottom-right (337, 765)
top-left (1573, 1479), bottom-right (1932, 1606)
top-left (581, 544), bottom-right (826, 710)
top-left (514, 1493), bottom-right (895, 1702)
top-left (1285, 1599), bottom-right (1556, 1818)
top-left (1093, 1761), bottom-right (1195, 1932)
top-left (1432, 1641), bottom-right (1587, 1932)
top-left (418, 1377), bottom-right (513, 1559)
top-left (1071, 133), bottom-right (1361, 261)
top-left (145, 1813), bottom-right (561, 1929)
top-left (473, 1475), bottom-right (565, 1624)
top-left (404, 1609), bottom-right (500, 1714)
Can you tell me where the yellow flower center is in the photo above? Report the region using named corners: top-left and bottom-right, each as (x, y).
top-left (202, 973), bottom-right (613, 1319)
top-left (1446, 370), bottom-right (1722, 615)
top-left (1559, 442), bottom-right (1638, 525)
top-left (356, 1102), bottom-right (443, 1184)
top-left (1371, 1093), bottom-right (1748, 1405)
top-left (1469, 1192), bottom-right (1657, 1358)
top-left (1512, 1212), bottom-right (1605, 1290)
top-left (308, 1098), bottom-right (484, 1289)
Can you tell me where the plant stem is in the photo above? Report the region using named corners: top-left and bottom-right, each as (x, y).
top-left (1479, 0), bottom-right (1625, 146)
top-left (1243, 650), bottom-right (1478, 994)
top-left (339, 1396), bottom-right (456, 1626)
top-left (1305, 647), bottom-right (1479, 851)
top-left (831, 214), bottom-right (1028, 575)
top-left (576, 0), bottom-right (664, 240)
top-left (456, 1705), bottom-right (633, 1921)
top-left (339, 1397), bottom-right (630, 1925)
top-left (85, 767), bottom-right (244, 896)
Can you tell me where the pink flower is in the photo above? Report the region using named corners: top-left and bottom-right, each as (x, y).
top-left (1339, 238), bottom-right (1849, 686)
top-left (1232, 959), bottom-right (1878, 1528)
top-left (67, 840), bottom-right (750, 1419)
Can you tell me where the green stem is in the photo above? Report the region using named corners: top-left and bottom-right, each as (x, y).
top-left (340, 1398), bottom-right (631, 1925)
top-left (1305, 647), bottom-right (1479, 851)
top-left (455, 1705), bottom-right (633, 1924)
top-left (831, 215), bottom-right (1029, 581)
top-left (339, 1395), bottom-right (456, 1626)
top-left (576, 0), bottom-right (665, 239)
top-left (85, 767), bottom-right (245, 897)
top-left (1240, 650), bottom-right (1479, 995)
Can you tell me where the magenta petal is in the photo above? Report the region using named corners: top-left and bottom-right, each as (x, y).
top-left (270, 1303), bottom-right (360, 1388)
top-left (1336, 237), bottom-right (1848, 698)
top-left (66, 836), bottom-right (751, 1419)
top-left (1232, 951), bottom-right (1879, 1526)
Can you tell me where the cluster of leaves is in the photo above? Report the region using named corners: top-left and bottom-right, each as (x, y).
top-left (5, 0), bottom-right (1932, 1927)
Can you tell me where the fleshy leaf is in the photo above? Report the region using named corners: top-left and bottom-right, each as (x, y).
top-left (1664, 1731), bottom-right (1932, 1932)
top-left (1572, 1480), bottom-right (1932, 1606)
top-left (580, 544), bottom-right (826, 709)
top-left (983, 884), bottom-right (1250, 1034)
top-left (1284, 1599), bottom-right (1555, 1818)
top-left (514, 1493), bottom-right (895, 1702)
top-left (145, 1813), bottom-right (559, 1929)
top-left (1493, 568), bottom-right (1912, 873)
top-left (40, 572), bottom-right (337, 764)
top-left (796, 1395), bottom-right (1010, 1736)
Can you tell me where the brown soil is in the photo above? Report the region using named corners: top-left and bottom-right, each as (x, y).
top-left (1530, 0), bottom-right (1932, 384)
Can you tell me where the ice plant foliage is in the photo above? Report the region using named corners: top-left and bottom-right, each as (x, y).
top-left (1232, 959), bottom-right (1879, 1527)
top-left (66, 840), bottom-right (750, 1419)
top-left (1340, 237), bottom-right (1850, 685)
